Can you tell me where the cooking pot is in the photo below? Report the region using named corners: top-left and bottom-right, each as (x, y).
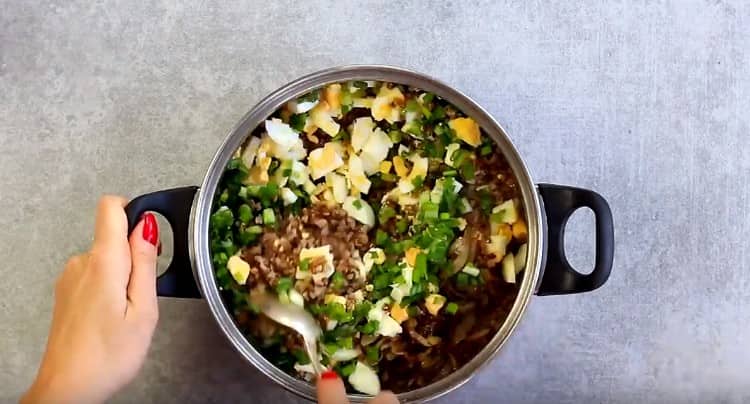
top-left (124, 65), bottom-right (614, 402)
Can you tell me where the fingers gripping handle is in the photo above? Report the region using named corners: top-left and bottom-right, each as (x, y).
top-left (125, 187), bottom-right (201, 298)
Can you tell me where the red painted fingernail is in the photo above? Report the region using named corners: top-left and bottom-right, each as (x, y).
top-left (142, 213), bottom-right (159, 246)
top-left (320, 370), bottom-right (338, 380)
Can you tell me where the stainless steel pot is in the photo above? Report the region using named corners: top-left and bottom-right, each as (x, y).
top-left (124, 65), bottom-right (615, 403)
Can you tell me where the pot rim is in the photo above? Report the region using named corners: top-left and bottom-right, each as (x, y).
top-left (191, 65), bottom-right (544, 403)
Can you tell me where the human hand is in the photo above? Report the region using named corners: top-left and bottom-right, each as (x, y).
top-left (316, 370), bottom-right (399, 404)
top-left (22, 196), bottom-right (160, 404)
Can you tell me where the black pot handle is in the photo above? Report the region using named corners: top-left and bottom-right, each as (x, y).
top-left (125, 186), bottom-right (202, 298)
top-left (536, 184), bottom-right (614, 295)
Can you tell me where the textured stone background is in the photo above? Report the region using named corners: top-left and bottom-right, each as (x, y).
top-left (1, 1), bottom-right (749, 403)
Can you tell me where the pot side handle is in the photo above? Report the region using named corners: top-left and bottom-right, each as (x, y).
top-left (125, 186), bottom-right (202, 298)
top-left (536, 184), bottom-right (614, 295)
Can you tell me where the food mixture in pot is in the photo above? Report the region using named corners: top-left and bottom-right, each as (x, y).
top-left (209, 81), bottom-right (527, 394)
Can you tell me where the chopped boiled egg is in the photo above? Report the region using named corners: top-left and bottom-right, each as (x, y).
top-left (390, 283), bottom-right (410, 303)
top-left (351, 117), bottom-right (375, 152)
top-left (326, 172), bottom-right (348, 203)
top-left (227, 255), bottom-right (251, 285)
top-left (280, 187), bottom-right (298, 205)
top-left (352, 97), bottom-right (374, 108)
top-left (331, 348), bottom-right (360, 362)
top-left (371, 86), bottom-right (405, 123)
top-left (379, 161), bottom-right (392, 174)
top-left (512, 219), bottom-right (528, 241)
top-left (324, 84), bottom-right (342, 115)
top-left (392, 156), bottom-right (409, 177)
top-left (404, 247), bottom-right (421, 267)
top-left (348, 361), bottom-right (381, 396)
top-left (350, 290), bottom-right (365, 303)
top-left (515, 243), bottom-right (528, 274)
top-left (493, 199), bottom-right (518, 224)
top-left (288, 161), bottom-right (311, 186)
top-left (246, 155), bottom-right (272, 185)
top-left (449, 117), bottom-right (481, 147)
top-left (462, 263), bottom-right (481, 277)
top-left (361, 248), bottom-right (385, 279)
top-left (342, 196), bottom-right (375, 227)
top-left (398, 155), bottom-right (429, 194)
top-left (487, 234), bottom-right (511, 266)
top-left (390, 303), bottom-right (409, 324)
top-left (269, 137), bottom-right (306, 161)
top-left (299, 245), bottom-right (335, 282)
top-left (303, 115), bottom-right (317, 135)
top-left (424, 294), bottom-right (447, 316)
top-left (265, 118), bottom-right (299, 149)
top-left (401, 265), bottom-right (414, 288)
top-left (324, 294), bottom-right (348, 306)
top-left (378, 314), bottom-right (402, 337)
top-left (367, 299), bottom-right (402, 337)
top-left (347, 155), bottom-right (372, 194)
top-left (359, 128), bottom-right (393, 175)
top-left (310, 101), bottom-right (341, 136)
top-left (308, 143), bottom-right (344, 179)
top-left (502, 253), bottom-right (516, 283)
top-left (241, 136), bottom-right (262, 168)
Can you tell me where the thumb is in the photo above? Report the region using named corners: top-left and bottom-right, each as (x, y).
top-left (317, 370), bottom-right (348, 404)
top-left (127, 212), bottom-right (159, 319)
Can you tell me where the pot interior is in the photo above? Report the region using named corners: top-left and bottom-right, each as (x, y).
top-left (192, 65), bottom-right (544, 403)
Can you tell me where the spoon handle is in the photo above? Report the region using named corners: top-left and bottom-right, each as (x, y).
top-left (305, 337), bottom-right (325, 375)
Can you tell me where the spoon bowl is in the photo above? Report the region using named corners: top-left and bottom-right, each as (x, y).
top-left (253, 291), bottom-right (324, 375)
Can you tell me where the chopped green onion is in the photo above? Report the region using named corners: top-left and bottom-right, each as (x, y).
top-left (395, 218), bottom-right (409, 234)
top-left (380, 172), bottom-right (398, 182)
top-left (353, 302), bottom-right (372, 320)
top-left (331, 271), bottom-right (346, 291)
top-left (490, 212), bottom-right (503, 223)
top-left (480, 144), bottom-right (493, 156)
top-left (378, 205), bottom-right (396, 223)
top-left (238, 204), bottom-right (252, 224)
top-left (445, 302), bottom-right (459, 315)
top-left (375, 229), bottom-right (389, 246)
top-left (338, 362), bottom-right (356, 377)
top-left (262, 208), bottom-right (276, 225)
top-left (414, 253), bottom-right (427, 282)
top-left (238, 186), bottom-right (248, 200)
top-left (366, 345), bottom-right (380, 364)
top-left (293, 348), bottom-right (311, 365)
top-left (421, 201), bottom-right (440, 221)
top-left (276, 277), bottom-right (293, 294)
top-left (299, 258), bottom-right (311, 272)
top-left (455, 272), bottom-right (470, 287)
top-left (460, 160), bottom-right (475, 181)
top-left (360, 320), bottom-right (380, 335)
top-left (289, 113), bottom-right (308, 132)
top-left (210, 207), bottom-right (234, 230)
top-left (388, 130), bottom-right (402, 143)
top-left (411, 175), bottom-right (424, 189)
top-left (405, 99), bottom-right (420, 113)
top-left (297, 89), bottom-right (320, 104)
top-left (352, 199), bottom-right (362, 209)
top-left (443, 169), bottom-right (457, 177)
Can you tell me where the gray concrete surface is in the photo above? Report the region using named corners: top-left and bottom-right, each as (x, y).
top-left (2, 1), bottom-right (749, 403)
